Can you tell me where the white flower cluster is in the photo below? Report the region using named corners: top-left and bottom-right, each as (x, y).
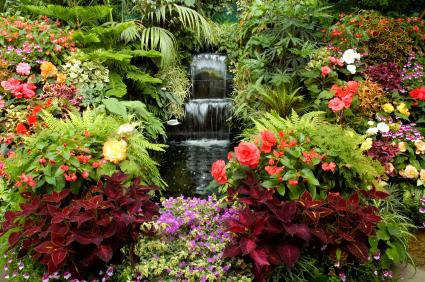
top-left (342, 49), bottom-right (361, 74)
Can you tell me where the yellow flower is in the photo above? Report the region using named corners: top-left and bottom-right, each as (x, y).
top-left (415, 140), bottom-right (425, 154)
top-left (40, 61), bottom-right (58, 78)
top-left (103, 140), bottom-right (127, 164)
top-left (56, 73), bottom-right (67, 84)
top-left (398, 142), bottom-right (407, 152)
top-left (420, 169), bottom-right (425, 181)
top-left (361, 138), bottom-right (373, 151)
top-left (389, 123), bottom-right (400, 132)
top-left (382, 103), bottom-right (394, 113)
top-left (396, 103), bottom-right (410, 116)
top-left (400, 165), bottom-right (419, 179)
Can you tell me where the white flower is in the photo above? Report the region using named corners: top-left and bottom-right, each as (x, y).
top-left (117, 123), bottom-right (135, 135)
top-left (341, 49), bottom-right (361, 64)
top-left (377, 122), bottom-right (390, 133)
top-left (366, 127), bottom-right (379, 135)
top-left (346, 64), bottom-right (356, 74)
top-left (367, 120), bottom-right (375, 126)
top-left (161, 87), bottom-right (167, 91)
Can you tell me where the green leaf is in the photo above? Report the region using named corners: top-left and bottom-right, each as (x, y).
top-left (301, 168), bottom-right (320, 186)
top-left (45, 175), bottom-right (56, 186)
top-left (277, 185), bottom-right (286, 196)
top-left (283, 170), bottom-right (297, 181)
top-left (102, 98), bottom-right (127, 118)
top-left (376, 227), bottom-right (390, 241)
top-left (104, 72), bottom-right (127, 98)
top-left (385, 243), bottom-right (400, 262)
top-left (368, 236), bottom-right (378, 252)
top-left (261, 180), bottom-right (276, 189)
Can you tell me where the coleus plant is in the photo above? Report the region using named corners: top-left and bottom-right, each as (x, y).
top-left (0, 172), bottom-right (159, 279)
top-left (223, 174), bottom-right (388, 281)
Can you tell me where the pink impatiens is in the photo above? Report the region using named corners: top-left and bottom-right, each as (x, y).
top-left (16, 62), bottom-right (31, 76)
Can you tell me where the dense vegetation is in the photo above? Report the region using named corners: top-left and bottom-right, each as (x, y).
top-left (0, 0), bottom-right (424, 281)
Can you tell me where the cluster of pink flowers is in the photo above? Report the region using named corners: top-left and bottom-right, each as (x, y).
top-left (1, 77), bottom-right (36, 99)
top-left (328, 81), bottom-right (359, 112)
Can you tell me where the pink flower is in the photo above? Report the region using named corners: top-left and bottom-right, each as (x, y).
top-left (341, 93), bottom-right (353, 108)
top-left (235, 142), bottom-right (261, 168)
top-left (322, 162), bottom-right (336, 172)
top-left (260, 130), bottom-right (277, 153)
top-left (16, 62), bottom-right (31, 76)
top-left (328, 97), bottom-right (345, 112)
top-left (1, 78), bottom-right (21, 92)
top-left (321, 66), bottom-right (332, 77)
top-left (13, 83), bottom-right (36, 99)
top-left (211, 160), bottom-right (227, 184)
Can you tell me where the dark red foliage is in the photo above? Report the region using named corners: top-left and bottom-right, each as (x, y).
top-left (224, 175), bottom-right (386, 281)
top-left (367, 139), bottom-right (399, 165)
top-left (0, 173), bottom-right (159, 279)
top-left (367, 63), bottom-right (403, 92)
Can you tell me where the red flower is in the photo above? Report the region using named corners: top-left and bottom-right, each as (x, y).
top-left (341, 93), bottom-right (353, 108)
top-left (410, 87), bottom-right (425, 101)
top-left (44, 98), bottom-right (53, 107)
top-left (77, 155), bottom-right (91, 163)
top-left (265, 166), bottom-right (283, 175)
top-left (288, 179), bottom-right (298, 186)
top-left (60, 165), bottom-right (69, 171)
top-left (260, 130), bottom-right (277, 153)
top-left (322, 162), bottom-right (336, 172)
top-left (328, 97), bottom-right (345, 112)
top-left (346, 81), bottom-right (359, 95)
top-left (211, 160), bottom-right (227, 184)
top-left (32, 105), bottom-right (43, 115)
top-left (13, 83), bottom-right (36, 99)
top-left (321, 66), bottom-right (332, 77)
top-left (355, 33), bottom-right (363, 38)
top-left (81, 171), bottom-right (89, 179)
top-left (227, 151), bottom-right (233, 161)
top-left (235, 142), bottom-right (261, 168)
top-left (16, 123), bottom-right (29, 135)
top-left (27, 115), bottom-right (37, 126)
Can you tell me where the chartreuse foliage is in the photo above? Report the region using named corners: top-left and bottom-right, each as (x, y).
top-left (250, 111), bottom-right (384, 190)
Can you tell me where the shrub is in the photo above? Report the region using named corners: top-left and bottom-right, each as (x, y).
top-left (0, 172), bottom-right (159, 279)
top-left (367, 63), bottom-right (403, 92)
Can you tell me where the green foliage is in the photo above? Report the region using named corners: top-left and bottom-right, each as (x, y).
top-left (4, 108), bottom-right (166, 189)
top-left (132, 1), bottom-right (216, 66)
top-left (24, 4), bottom-right (112, 29)
top-left (232, 81), bottom-right (310, 122)
top-left (251, 111), bottom-right (384, 191)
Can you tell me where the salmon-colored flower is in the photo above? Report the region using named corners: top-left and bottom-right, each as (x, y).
top-left (235, 142), bottom-right (261, 168)
top-left (211, 160), bottom-right (227, 184)
top-left (40, 61), bottom-right (57, 78)
top-left (260, 130), bottom-right (277, 153)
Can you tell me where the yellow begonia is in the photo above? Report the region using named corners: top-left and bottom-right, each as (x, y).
top-left (400, 165), bottom-right (419, 179)
top-left (382, 103), bottom-right (394, 113)
top-left (415, 140), bottom-right (425, 154)
top-left (361, 138), bottom-right (373, 151)
top-left (398, 142), bottom-right (407, 152)
top-left (396, 103), bottom-right (410, 116)
top-left (103, 140), bottom-right (127, 164)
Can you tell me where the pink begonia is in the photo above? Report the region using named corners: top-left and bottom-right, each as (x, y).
top-left (0, 100), bottom-right (5, 109)
top-left (328, 97), bottom-right (345, 112)
top-left (321, 66), bottom-right (332, 77)
top-left (16, 62), bottom-right (31, 76)
top-left (1, 78), bottom-right (21, 92)
top-left (13, 83), bottom-right (37, 99)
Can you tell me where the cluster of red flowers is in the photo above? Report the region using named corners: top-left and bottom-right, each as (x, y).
top-left (16, 173), bottom-right (36, 188)
top-left (328, 81), bottom-right (359, 112)
top-left (15, 99), bottom-right (53, 136)
top-left (410, 87), bottom-right (425, 101)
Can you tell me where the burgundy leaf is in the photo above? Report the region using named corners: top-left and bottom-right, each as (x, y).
top-left (223, 244), bottom-right (242, 258)
top-left (283, 224), bottom-right (311, 242)
top-left (51, 249), bottom-right (67, 267)
top-left (239, 208), bottom-right (255, 227)
top-left (96, 244), bottom-right (113, 262)
top-left (250, 248), bottom-right (270, 266)
top-left (240, 237), bottom-right (257, 254)
top-left (347, 192), bottom-right (359, 207)
top-left (226, 219), bottom-right (246, 233)
top-left (312, 228), bottom-right (328, 244)
top-left (23, 226), bottom-right (41, 237)
top-left (34, 241), bottom-right (59, 254)
top-left (42, 190), bottom-right (71, 203)
top-left (347, 241), bottom-right (369, 261)
top-left (77, 196), bottom-right (103, 210)
top-left (8, 231), bottom-right (22, 248)
top-left (277, 244), bottom-right (300, 268)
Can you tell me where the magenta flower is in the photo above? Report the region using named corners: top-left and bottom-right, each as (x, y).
top-left (16, 62), bottom-right (31, 76)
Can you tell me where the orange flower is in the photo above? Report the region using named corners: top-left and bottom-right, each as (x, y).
top-left (56, 73), bottom-right (66, 84)
top-left (40, 61), bottom-right (57, 78)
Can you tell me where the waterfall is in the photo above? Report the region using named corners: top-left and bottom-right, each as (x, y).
top-left (161, 53), bottom-right (232, 196)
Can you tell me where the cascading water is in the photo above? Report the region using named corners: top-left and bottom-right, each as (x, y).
top-left (161, 54), bottom-right (232, 196)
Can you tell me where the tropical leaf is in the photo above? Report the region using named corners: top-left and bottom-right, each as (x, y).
top-left (104, 72), bottom-right (127, 98)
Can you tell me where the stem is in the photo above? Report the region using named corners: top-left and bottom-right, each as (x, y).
top-left (105, 0), bottom-right (114, 22)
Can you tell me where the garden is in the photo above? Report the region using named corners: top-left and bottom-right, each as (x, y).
top-left (0, 0), bottom-right (424, 281)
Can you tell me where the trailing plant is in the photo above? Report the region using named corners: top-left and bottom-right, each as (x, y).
top-left (116, 196), bottom-right (253, 281)
top-left (0, 172), bottom-right (159, 279)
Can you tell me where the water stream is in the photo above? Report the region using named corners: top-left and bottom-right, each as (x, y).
top-left (161, 54), bottom-right (232, 196)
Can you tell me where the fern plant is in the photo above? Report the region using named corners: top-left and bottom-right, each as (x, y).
top-left (3, 108), bottom-right (166, 190)
top-left (249, 111), bottom-right (384, 191)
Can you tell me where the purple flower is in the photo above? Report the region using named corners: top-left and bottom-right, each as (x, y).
top-left (339, 271), bottom-right (346, 282)
top-left (373, 251), bottom-right (380, 260)
top-left (64, 272), bottom-right (72, 279)
top-left (23, 273), bottom-right (30, 280)
top-left (383, 270), bottom-right (393, 278)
